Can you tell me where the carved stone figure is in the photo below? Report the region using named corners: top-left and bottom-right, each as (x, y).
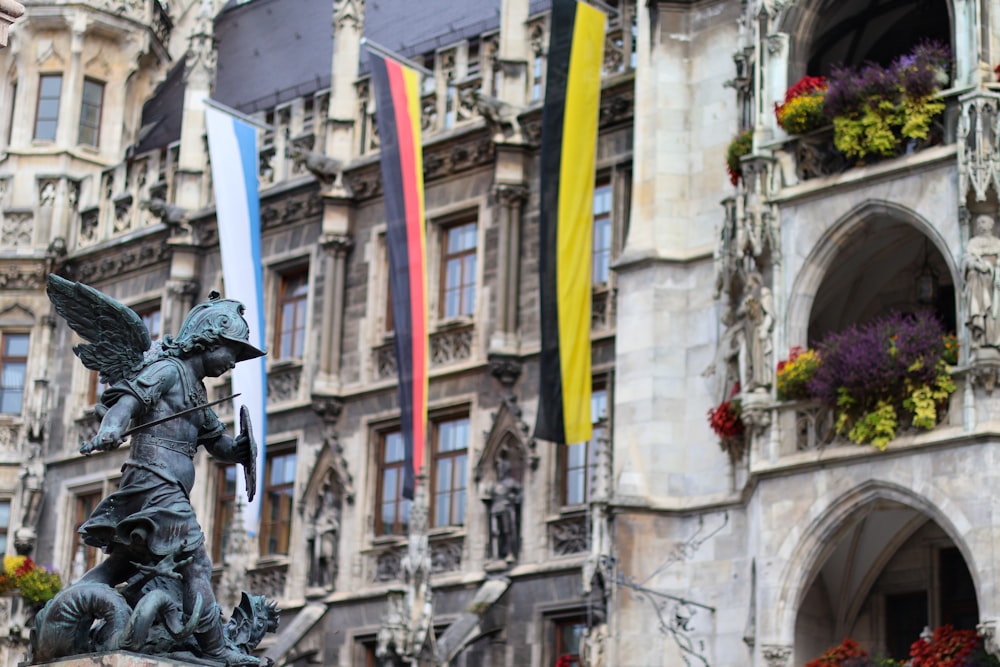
top-left (459, 88), bottom-right (523, 143)
top-left (286, 141), bottom-right (344, 187)
top-left (738, 272), bottom-right (774, 392)
top-left (307, 475), bottom-right (340, 589)
top-left (963, 214), bottom-right (1000, 356)
top-left (42, 274), bottom-right (275, 666)
top-left (143, 197), bottom-right (190, 232)
top-left (484, 454), bottom-right (522, 562)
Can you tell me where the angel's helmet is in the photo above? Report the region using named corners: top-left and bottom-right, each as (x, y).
top-left (175, 291), bottom-right (266, 362)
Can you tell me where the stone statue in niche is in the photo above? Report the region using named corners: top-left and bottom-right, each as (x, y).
top-left (307, 473), bottom-right (341, 589)
top-left (738, 271), bottom-right (774, 392)
top-left (963, 214), bottom-right (1000, 356)
top-left (39, 274), bottom-right (278, 666)
top-left (484, 452), bottom-right (523, 562)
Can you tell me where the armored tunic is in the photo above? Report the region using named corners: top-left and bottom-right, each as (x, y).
top-left (80, 357), bottom-right (224, 558)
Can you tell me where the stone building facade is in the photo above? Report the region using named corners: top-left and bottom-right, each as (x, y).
top-left (1, 0), bottom-right (1000, 666)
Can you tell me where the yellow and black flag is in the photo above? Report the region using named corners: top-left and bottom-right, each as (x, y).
top-left (535, 0), bottom-right (606, 445)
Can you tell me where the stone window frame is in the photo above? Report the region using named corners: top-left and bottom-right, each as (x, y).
top-left (427, 206), bottom-right (481, 327)
top-left (556, 379), bottom-right (609, 509)
top-left (429, 410), bottom-right (470, 529)
top-left (0, 330), bottom-right (29, 415)
top-left (59, 473), bottom-right (120, 582)
top-left (373, 425), bottom-right (410, 537)
top-left (211, 463), bottom-right (238, 564)
top-left (259, 441), bottom-right (298, 557)
top-left (77, 77), bottom-right (105, 148)
top-left (34, 72), bottom-right (62, 142)
top-left (274, 266), bottom-right (310, 361)
top-left (438, 216), bottom-right (479, 320)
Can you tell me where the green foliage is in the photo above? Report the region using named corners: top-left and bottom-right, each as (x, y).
top-left (845, 400), bottom-right (898, 450)
top-left (726, 130), bottom-right (753, 185)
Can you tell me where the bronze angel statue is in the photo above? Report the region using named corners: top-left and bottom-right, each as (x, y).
top-left (38, 274), bottom-right (275, 666)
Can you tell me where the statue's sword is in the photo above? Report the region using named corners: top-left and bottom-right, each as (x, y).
top-left (118, 392), bottom-right (242, 438)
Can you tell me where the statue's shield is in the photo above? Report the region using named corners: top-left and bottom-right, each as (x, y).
top-left (239, 404), bottom-right (258, 502)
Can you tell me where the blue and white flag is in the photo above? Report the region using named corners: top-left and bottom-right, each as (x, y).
top-left (204, 101), bottom-right (267, 534)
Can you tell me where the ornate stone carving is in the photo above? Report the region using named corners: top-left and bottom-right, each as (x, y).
top-left (143, 197), bottom-right (190, 237)
top-left (0, 263), bottom-right (45, 289)
top-left (305, 473), bottom-right (340, 589)
top-left (374, 342), bottom-right (396, 380)
top-left (958, 91), bottom-right (1000, 203)
top-left (459, 89), bottom-right (523, 143)
top-left (333, 0), bottom-right (364, 31)
top-left (738, 271), bottom-right (775, 392)
top-left (488, 354), bottom-right (521, 395)
top-left (286, 138), bottom-right (345, 189)
top-left (550, 514), bottom-right (589, 556)
top-left (963, 214), bottom-right (1000, 357)
top-left (372, 547), bottom-right (405, 582)
top-left (64, 235), bottom-right (170, 283)
top-left (592, 287), bottom-right (616, 331)
top-left (429, 538), bottom-right (463, 574)
top-left (246, 562), bottom-right (288, 600)
top-left (483, 452), bottom-right (522, 563)
top-left (795, 402), bottom-right (836, 450)
top-left (267, 365), bottom-right (302, 403)
top-left (1, 211), bottom-right (32, 246)
top-left (978, 619), bottom-right (1000, 657)
top-left (112, 193), bottom-right (134, 233)
top-left (762, 644), bottom-right (793, 667)
top-left (79, 207), bottom-right (99, 243)
top-left (38, 179), bottom-right (57, 207)
top-left (430, 324), bottom-right (474, 366)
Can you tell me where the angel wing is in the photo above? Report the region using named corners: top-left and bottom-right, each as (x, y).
top-left (46, 274), bottom-right (151, 386)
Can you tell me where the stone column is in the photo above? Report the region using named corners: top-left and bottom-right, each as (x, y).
top-left (165, 278), bottom-right (199, 333)
top-left (326, 0), bottom-right (364, 167)
top-left (58, 15), bottom-right (88, 147)
top-left (497, 0), bottom-right (530, 105)
top-left (317, 232), bottom-right (353, 391)
top-left (0, 0), bottom-right (23, 49)
top-left (175, 6), bottom-right (216, 211)
top-left (489, 182), bottom-right (527, 353)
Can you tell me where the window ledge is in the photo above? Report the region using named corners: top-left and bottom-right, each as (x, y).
top-left (269, 358), bottom-right (302, 370)
top-left (371, 534), bottom-right (407, 547)
top-left (252, 555), bottom-right (290, 568)
top-left (549, 506), bottom-right (588, 521)
top-left (428, 526), bottom-right (465, 539)
top-left (434, 316), bottom-right (474, 331)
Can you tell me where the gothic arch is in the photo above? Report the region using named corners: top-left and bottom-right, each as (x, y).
top-left (771, 478), bottom-right (978, 643)
top-left (785, 199), bottom-right (958, 348)
top-left (777, 0), bottom-right (955, 81)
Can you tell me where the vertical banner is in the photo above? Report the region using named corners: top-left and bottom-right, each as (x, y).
top-left (205, 102), bottom-right (268, 531)
top-left (535, 0), bottom-right (606, 445)
top-left (368, 51), bottom-right (429, 499)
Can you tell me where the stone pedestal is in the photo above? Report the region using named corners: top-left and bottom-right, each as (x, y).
top-left (35, 652), bottom-right (206, 667)
top-left (0, 0), bottom-right (24, 48)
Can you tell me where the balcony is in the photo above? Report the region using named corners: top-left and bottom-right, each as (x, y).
top-left (772, 88), bottom-right (962, 185)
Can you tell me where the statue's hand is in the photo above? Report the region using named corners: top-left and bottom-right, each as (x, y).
top-left (234, 431), bottom-right (252, 462)
top-left (81, 429), bottom-right (123, 455)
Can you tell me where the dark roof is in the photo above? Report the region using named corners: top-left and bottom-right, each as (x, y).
top-left (214, 0), bottom-right (334, 113)
top-left (134, 60), bottom-right (186, 154)
top-left (362, 0), bottom-right (501, 70)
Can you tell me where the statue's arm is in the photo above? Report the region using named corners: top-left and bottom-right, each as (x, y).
top-left (202, 429), bottom-right (252, 464)
top-left (82, 394), bottom-right (142, 455)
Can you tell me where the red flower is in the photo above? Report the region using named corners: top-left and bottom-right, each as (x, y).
top-left (910, 625), bottom-right (978, 667)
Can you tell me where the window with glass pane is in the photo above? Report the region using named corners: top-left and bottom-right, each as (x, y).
top-left (78, 79), bottom-right (104, 147)
top-left (440, 220), bottom-right (477, 319)
top-left (0, 499), bottom-right (10, 554)
top-left (377, 430), bottom-right (411, 536)
top-left (35, 74), bottom-right (62, 141)
top-left (531, 54), bottom-right (544, 101)
top-left (213, 465), bottom-right (237, 563)
top-left (563, 387), bottom-right (608, 505)
top-left (276, 270), bottom-right (308, 359)
top-left (138, 306), bottom-right (162, 341)
top-left (553, 616), bottom-right (587, 667)
top-left (0, 333), bottom-right (28, 414)
top-left (72, 490), bottom-right (102, 573)
top-left (432, 416), bottom-right (469, 527)
top-left (592, 179), bottom-right (613, 285)
top-left (260, 447), bottom-right (296, 556)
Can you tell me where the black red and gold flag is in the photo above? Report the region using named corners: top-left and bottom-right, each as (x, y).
top-left (369, 51), bottom-right (429, 499)
top-left (535, 0), bottom-right (606, 445)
